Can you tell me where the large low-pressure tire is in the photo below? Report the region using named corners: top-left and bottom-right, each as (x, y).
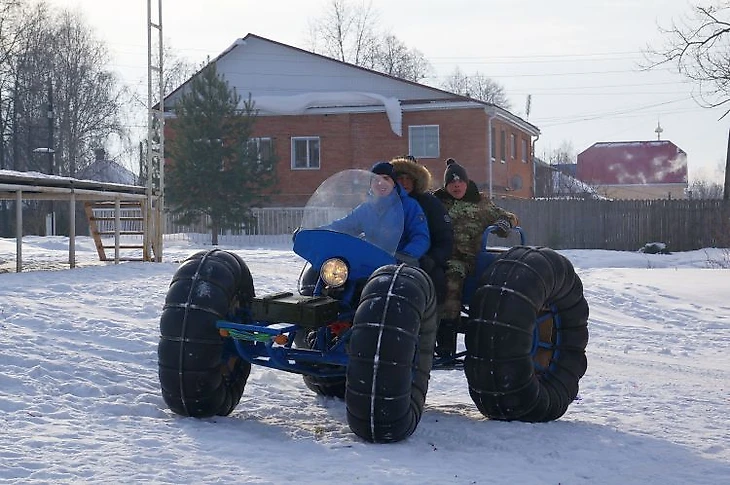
top-left (294, 329), bottom-right (347, 399)
top-left (303, 374), bottom-right (346, 398)
top-left (465, 246), bottom-right (589, 422)
top-left (346, 264), bottom-right (438, 443)
top-left (158, 249), bottom-right (254, 417)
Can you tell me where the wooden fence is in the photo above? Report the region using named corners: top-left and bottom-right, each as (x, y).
top-left (165, 199), bottom-right (730, 251)
top-left (497, 198), bottom-right (730, 251)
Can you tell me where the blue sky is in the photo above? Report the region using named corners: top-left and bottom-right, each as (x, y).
top-left (52, 0), bottom-right (728, 181)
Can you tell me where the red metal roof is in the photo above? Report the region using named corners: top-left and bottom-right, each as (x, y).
top-left (576, 141), bottom-right (688, 185)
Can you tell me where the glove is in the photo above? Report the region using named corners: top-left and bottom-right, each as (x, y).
top-left (419, 254), bottom-right (436, 273)
top-left (395, 251), bottom-right (419, 266)
top-left (493, 218), bottom-right (512, 238)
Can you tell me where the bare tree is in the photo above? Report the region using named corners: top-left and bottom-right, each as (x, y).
top-left (7, 2), bottom-right (126, 177)
top-left (367, 34), bottom-right (431, 82)
top-left (307, 0), bottom-right (432, 82)
top-left (645, 2), bottom-right (730, 199)
top-left (542, 140), bottom-right (576, 166)
top-left (687, 178), bottom-right (724, 198)
top-left (50, 9), bottom-right (126, 177)
top-left (308, 0), bottom-right (378, 64)
top-left (0, 0), bottom-right (25, 170)
top-left (9, 1), bottom-right (56, 174)
top-left (645, 3), bottom-right (730, 115)
top-left (0, 0), bottom-right (23, 71)
top-left (123, 43), bottom-right (196, 181)
top-left (442, 67), bottom-right (511, 109)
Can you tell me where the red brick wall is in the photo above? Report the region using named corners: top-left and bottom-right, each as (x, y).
top-left (166, 107), bottom-right (535, 206)
top-left (402, 109), bottom-right (487, 191)
top-left (489, 119), bottom-right (533, 199)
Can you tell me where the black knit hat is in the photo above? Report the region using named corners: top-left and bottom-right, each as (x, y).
top-left (444, 158), bottom-right (468, 185)
top-left (371, 161), bottom-right (395, 180)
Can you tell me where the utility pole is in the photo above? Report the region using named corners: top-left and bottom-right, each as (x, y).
top-left (47, 80), bottom-right (55, 235)
top-left (47, 81), bottom-right (54, 176)
top-left (147, 0), bottom-right (164, 261)
top-left (725, 128), bottom-right (730, 200)
top-left (0, 89), bottom-right (5, 236)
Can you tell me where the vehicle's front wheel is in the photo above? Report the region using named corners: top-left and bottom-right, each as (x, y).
top-left (346, 264), bottom-right (437, 443)
top-left (466, 246), bottom-right (589, 422)
top-left (158, 249), bottom-right (254, 417)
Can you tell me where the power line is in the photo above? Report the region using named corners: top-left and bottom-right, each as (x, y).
top-left (535, 97), bottom-right (697, 127)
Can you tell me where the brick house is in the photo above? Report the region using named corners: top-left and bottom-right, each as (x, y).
top-left (164, 34), bottom-right (540, 206)
top-left (576, 140), bottom-right (688, 200)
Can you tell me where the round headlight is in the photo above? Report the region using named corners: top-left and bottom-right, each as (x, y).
top-left (320, 258), bottom-right (348, 288)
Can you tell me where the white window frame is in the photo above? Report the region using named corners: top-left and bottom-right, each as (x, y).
top-left (500, 129), bottom-right (506, 163)
top-left (291, 136), bottom-right (320, 169)
top-left (521, 138), bottom-right (529, 163)
top-left (408, 125), bottom-right (440, 159)
top-left (511, 133), bottom-right (517, 159)
top-left (248, 137), bottom-right (273, 161)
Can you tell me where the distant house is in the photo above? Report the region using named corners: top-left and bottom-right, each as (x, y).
top-left (78, 149), bottom-right (138, 186)
top-left (576, 140), bottom-right (688, 200)
top-left (534, 159), bottom-right (602, 199)
top-left (163, 33), bottom-right (540, 206)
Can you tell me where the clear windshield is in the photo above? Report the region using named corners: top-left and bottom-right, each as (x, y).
top-left (300, 169), bottom-right (404, 255)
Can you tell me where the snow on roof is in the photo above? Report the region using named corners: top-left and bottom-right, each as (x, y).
top-left (249, 92), bottom-right (402, 136)
top-left (0, 168), bottom-right (143, 193)
top-left (77, 159), bottom-right (138, 186)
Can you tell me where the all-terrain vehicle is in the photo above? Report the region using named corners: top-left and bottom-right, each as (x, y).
top-left (157, 169), bottom-right (589, 443)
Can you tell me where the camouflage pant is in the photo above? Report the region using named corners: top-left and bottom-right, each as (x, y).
top-left (441, 259), bottom-right (472, 320)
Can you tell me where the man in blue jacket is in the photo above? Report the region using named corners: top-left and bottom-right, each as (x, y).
top-left (327, 161), bottom-right (430, 263)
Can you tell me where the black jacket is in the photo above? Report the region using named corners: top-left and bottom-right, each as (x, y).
top-left (413, 191), bottom-right (452, 268)
top-left (391, 158), bottom-right (453, 268)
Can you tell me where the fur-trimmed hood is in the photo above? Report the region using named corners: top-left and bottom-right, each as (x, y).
top-left (390, 157), bottom-right (433, 195)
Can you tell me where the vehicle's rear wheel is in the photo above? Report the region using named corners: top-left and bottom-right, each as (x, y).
top-left (346, 264), bottom-right (437, 443)
top-left (465, 246), bottom-right (589, 422)
top-left (158, 249), bottom-right (254, 417)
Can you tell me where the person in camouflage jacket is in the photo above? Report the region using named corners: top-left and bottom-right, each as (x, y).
top-left (432, 158), bottom-right (518, 357)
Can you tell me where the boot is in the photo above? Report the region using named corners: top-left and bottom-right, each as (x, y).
top-left (435, 318), bottom-right (458, 358)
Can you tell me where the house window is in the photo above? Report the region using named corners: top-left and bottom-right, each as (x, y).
top-left (511, 134), bottom-right (517, 159)
top-left (408, 125), bottom-right (439, 158)
top-left (490, 127), bottom-right (496, 161)
top-left (247, 137), bottom-right (273, 161)
top-left (291, 137), bottom-right (320, 169)
top-left (521, 138), bottom-right (529, 163)
top-left (500, 130), bottom-right (506, 163)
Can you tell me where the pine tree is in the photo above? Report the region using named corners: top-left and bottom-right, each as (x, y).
top-left (166, 63), bottom-right (276, 244)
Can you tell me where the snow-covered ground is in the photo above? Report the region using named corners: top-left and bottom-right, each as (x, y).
top-left (0, 236), bottom-right (728, 484)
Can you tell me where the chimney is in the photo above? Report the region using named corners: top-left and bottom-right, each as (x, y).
top-left (94, 148), bottom-right (106, 161)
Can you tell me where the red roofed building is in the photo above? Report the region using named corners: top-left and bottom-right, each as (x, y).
top-left (576, 140), bottom-right (688, 200)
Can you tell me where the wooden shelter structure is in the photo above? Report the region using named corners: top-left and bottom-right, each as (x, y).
top-left (0, 170), bottom-right (162, 272)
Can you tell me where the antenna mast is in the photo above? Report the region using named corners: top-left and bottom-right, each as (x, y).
top-left (147, 0), bottom-right (164, 261)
